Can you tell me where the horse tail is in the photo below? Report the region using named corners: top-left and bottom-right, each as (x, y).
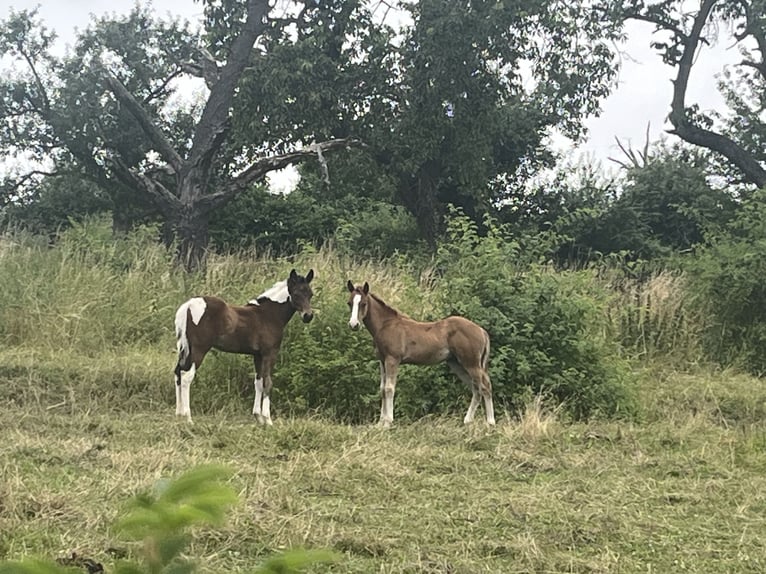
top-left (480, 328), bottom-right (491, 373)
top-left (174, 301), bottom-right (193, 372)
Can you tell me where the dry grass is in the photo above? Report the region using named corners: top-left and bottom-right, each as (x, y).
top-left (2, 368), bottom-right (766, 574)
top-left (607, 270), bottom-right (705, 362)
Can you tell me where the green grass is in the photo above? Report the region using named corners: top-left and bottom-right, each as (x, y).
top-left (1, 368), bottom-right (765, 573)
top-left (1, 223), bottom-right (765, 572)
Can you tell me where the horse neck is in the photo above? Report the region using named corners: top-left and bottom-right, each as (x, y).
top-left (254, 299), bottom-right (295, 325)
top-left (363, 294), bottom-right (398, 335)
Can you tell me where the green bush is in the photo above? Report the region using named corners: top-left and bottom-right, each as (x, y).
top-left (0, 217), bottom-right (636, 422)
top-left (683, 191), bottom-right (766, 374)
top-left (431, 212), bottom-right (636, 420)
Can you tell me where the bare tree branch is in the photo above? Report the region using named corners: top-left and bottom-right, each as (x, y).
top-left (660, 0), bottom-right (766, 187)
top-left (1, 169), bottom-right (61, 195)
top-left (16, 45), bottom-right (51, 113)
top-left (142, 69), bottom-right (186, 105)
top-left (197, 137), bottom-right (363, 211)
top-left (108, 156), bottom-right (182, 213)
top-left (187, 0), bottom-right (271, 175)
top-left (733, 0), bottom-right (766, 83)
top-left (103, 71), bottom-right (184, 174)
top-left (627, 12), bottom-right (689, 42)
top-left (180, 47), bottom-right (220, 90)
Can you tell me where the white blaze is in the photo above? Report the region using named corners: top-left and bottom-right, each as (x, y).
top-left (349, 294), bottom-right (362, 328)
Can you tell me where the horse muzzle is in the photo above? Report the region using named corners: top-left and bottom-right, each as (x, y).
top-left (348, 321), bottom-right (360, 331)
top-left (302, 313), bottom-right (314, 324)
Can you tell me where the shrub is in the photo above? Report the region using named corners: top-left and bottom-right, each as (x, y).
top-left (683, 191), bottom-right (766, 374)
top-left (431, 212), bottom-right (636, 420)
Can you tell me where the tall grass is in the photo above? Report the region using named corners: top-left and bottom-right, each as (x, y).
top-left (0, 216), bottom-right (716, 422)
top-left (606, 269), bottom-right (705, 364)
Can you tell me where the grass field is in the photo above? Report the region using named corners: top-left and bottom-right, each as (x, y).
top-left (2, 365), bottom-right (765, 574)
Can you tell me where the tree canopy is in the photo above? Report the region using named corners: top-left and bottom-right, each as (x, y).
top-left (1, 0), bottom-right (628, 264)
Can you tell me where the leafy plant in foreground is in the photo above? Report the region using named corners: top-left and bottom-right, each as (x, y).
top-left (0, 466), bottom-right (337, 574)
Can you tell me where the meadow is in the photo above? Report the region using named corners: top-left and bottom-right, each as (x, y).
top-left (1, 222), bottom-right (765, 573)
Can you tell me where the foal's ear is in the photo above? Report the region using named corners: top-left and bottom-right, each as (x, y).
top-left (347, 280), bottom-right (355, 292)
top-left (289, 268), bottom-right (298, 281)
top-left (306, 269), bottom-right (314, 283)
top-left (363, 282), bottom-right (369, 294)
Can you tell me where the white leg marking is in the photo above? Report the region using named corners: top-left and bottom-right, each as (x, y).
top-left (175, 379), bottom-right (183, 416)
top-left (348, 294), bottom-right (362, 329)
top-left (253, 377), bottom-right (263, 419)
top-left (262, 395), bottom-right (272, 426)
top-left (384, 390), bottom-right (394, 426)
top-left (484, 393), bottom-right (496, 426)
top-left (464, 388), bottom-right (480, 424)
top-left (378, 362), bottom-right (387, 423)
top-left (380, 365), bottom-right (396, 427)
top-left (180, 364), bottom-right (196, 423)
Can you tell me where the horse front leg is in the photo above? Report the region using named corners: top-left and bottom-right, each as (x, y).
top-left (378, 361), bottom-right (387, 424)
top-left (252, 354), bottom-right (264, 422)
top-left (258, 353), bottom-right (276, 426)
top-left (380, 357), bottom-right (399, 427)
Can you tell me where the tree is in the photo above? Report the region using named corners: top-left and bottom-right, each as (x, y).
top-left (241, 0), bottom-right (624, 245)
top-left (622, 0), bottom-right (766, 188)
top-left (0, 1), bottom-right (359, 271)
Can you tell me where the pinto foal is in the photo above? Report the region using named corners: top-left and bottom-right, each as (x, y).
top-left (347, 281), bottom-right (495, 426)
top-left (174, 269), bottom-right (314, 424)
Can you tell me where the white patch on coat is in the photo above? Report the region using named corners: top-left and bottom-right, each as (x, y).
top-left (348, 294), bottom-right (362, 328)
top-left (248, 280), bottom-right (289, 305)
top-left (175, 297), bottom-right (207, 360)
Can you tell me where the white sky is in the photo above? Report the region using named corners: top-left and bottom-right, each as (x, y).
top-left (0, 0), bottom-right (745, 187)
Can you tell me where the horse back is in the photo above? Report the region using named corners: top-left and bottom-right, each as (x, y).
top-left (190, 296), bottom-right (267, 354)
top-left (384, 314), bottom-right (487, 365)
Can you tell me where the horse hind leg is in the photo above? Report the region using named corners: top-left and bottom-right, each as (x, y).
top-left (450, 360), bottom-right (495, 426)
top-left (479, 370), bottom-right (495, 426)
top-left (175, 347), bottom-right (203, 423)
top-left (447, 360), bottom-right (480, 424)
top-left (176, 362), bottom-right (197, 423)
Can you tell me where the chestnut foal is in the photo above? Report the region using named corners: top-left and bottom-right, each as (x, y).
top-left (174, 269), bottom-right (314, 424)
top-left (347, 281), bottom-right (495, 426)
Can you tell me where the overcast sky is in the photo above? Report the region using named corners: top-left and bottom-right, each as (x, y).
top-left (1, 0), bottom-right (744, 181)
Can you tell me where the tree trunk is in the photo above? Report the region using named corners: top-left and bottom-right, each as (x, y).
top-left (400, 161), bottom-right (441, 248)
top-left (176, 207), bottom-right (210, 273)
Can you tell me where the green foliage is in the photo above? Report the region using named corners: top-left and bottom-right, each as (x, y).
top-left (1, 177), bottom-right (113, 237)
top-left (683, 190), bottom-right (766, 374)
top-left (0, 465), bottom-right (336, 574)
top-left (507, 145), bottom-right (737, 265)
top-left (0, 217), bottom-right (638, 422)
top-left (208, 185), bottom-right (424, 259)
top-left (114, 465), bottom-right (237, 574)
top-left (433, 211), bottom-right (636, 419)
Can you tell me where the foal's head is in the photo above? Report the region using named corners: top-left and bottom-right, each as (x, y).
top-left (346, 280), bottom-right (370, 330)
top-left (288, 268), bottom-right (315, 323)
